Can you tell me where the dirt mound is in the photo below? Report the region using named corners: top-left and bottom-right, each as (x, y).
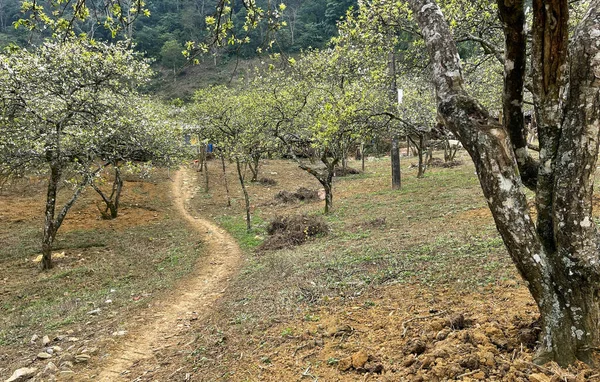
top-left (257, 177), bottom-right (277, 186)
top-left (259, 214), bottom-right (328, 251)
top-left (334, 167), bottom-right (361, 177)
top-left (274, 187), bottom-right (320, 204)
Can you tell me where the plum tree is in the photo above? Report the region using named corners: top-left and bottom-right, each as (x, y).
top-left (0, 37), bottom-right (151, 270)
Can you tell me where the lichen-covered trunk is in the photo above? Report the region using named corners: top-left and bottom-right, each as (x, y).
top-left (322, 168), bottom-right (334, 215)
top-left (41, 164), bottom-right (61, 270)
top-left (409, 0), bottom-right (600, 366)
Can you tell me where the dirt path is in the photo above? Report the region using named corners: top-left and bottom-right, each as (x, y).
top-left (88, 168), bottom-right (242, 381)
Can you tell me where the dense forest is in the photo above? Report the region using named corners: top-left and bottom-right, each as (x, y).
top-left (0, 0), bottom-right (357, 66)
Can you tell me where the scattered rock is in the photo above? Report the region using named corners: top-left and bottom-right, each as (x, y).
top-left (401, 354), bottom-right (416, 367)
top-left (30, 334), bottom-right (39, 345)
top-left (112, 330), bottom-right (127, 336)
top-left (42, 335), bottom-right (51, 346)
top-left (5, 368), bottom-right (37, 382)
top-left (447, 314), bottom-right (465, 329)
top-left (338, 357), bottom-right (353, 371)
top-left (529, 373), bottom-right (552, 382)
top-left (351, 350), bottom-right (369, 369)
top-left (59, 370), bottom-right (75, 380)
top-left (43, 362), bottom-right (58, 375)
top-left (87, 308), bottom-right (101, 315)
top-left (485, 326), bottom-right (508, 348)
top-left (472, 371), bottom-right (486, 379)
top-left (435, 329), bottom-right (449, 341)
top-left (404, 338), bottom-right (426, 355)
top-left (51, 346), bottom-right (62, 353)
top-left (327, 325), bottom-right (353, 337)
top-left (74, 354), bottom-right (91, 363)
top-left (458, 355), bottom-right (479, 370)
top-left (364, 362), bottom-right (384, 374)
top-left (37, 352), bottom-right (52, 360)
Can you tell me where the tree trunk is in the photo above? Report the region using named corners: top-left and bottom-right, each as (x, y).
top-left (93, 166), bottom-right (124, 219)
top-left (409, 0), bottom-right (600, 366)
top-left (322, 162), bottom-right (335, 214)
top-left (236, 159), bottom-right (251, 232)
top-left (248, 153), bottom-right (260, 182)
top-left (391, 137), bottom-right (401, 189)
top-left (41, 163), bottom-right (61, 270)
top-left (361, 142), bottom-right (365, 171)
top-left (417, 135), bottom-right (425, 178)
top-left (221, 154), bottom-right (231, 207)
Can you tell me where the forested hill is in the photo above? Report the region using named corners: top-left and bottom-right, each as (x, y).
top-left (0, 0), bottom-right (357, 65)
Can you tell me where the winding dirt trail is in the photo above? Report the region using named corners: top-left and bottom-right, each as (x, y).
top-left (89, 168), bottom-right (242, 381)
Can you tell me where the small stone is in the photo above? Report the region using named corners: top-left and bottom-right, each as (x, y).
top-left (30, 334), bottom-right (39, 344)
top-left (52, 346), bottom-right (62, 353)
top-left (364, 362), bottom-right (384, 374)
top-left (401, 354), bottom-right (416, 367)
top-left (87, 308), bottom-right (101, 315)
top-left (435, 329), bottom-right (449, 341)
top-left (5, 367), bottom-right (37, 382)
top-left (529, 373), bottom-right (552, 382)
top-left (338, 357), bottom-right (353, 371)
top-left (112, 330), bottom-right (127, 336)
top-left (447, 314), bottom-right (465, 329)
top-left (37, 352), bottom-right (52, 359)
top-left (42, 335), bottom-right (51, 346)
top-left (59, 370), bottom-right (75, 380)
top-left (104, 299), bottom-right (113, 304)
top-left (351, 350), bottom-right (369, 369)
top-left (472, 371), bottom-right (486, 379)
top-left (66, 337), bottom-right (79, 342)
top-left (74, 354), bottom-right (91, 363)
top-left (43, 362), bottom-right (58, 375)
top-left (404, 338), bottom-right (426, 355)
top-left (81, 347), bottom-right (97, 354)
top-left (45, 348), bottom-right (54, 355)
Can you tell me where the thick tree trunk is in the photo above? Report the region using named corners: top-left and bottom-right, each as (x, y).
top-left (41, 164), bottom-right (61, 270)
top-left (236, 159), bottom-right (252, 232)
top-left (408, 0), bottom-right (600, 366)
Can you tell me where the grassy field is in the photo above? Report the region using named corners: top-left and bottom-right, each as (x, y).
top-left (2, 154), bottom-right (598, 381)
top-left (144, 153), bottom-right (569, 381)
top-left (0, 169), bottom-right (205, 378)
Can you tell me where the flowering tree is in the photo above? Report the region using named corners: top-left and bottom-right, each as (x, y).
top-left (0, 37), bottom-right (151, 270)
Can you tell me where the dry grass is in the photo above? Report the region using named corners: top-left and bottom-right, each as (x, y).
top-left (0, 168), bottom-right (204, 376)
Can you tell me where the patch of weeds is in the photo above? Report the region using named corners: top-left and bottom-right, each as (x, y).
top-left (216, 214), bottom-right (265, 251)
top-left (327, 358), bottom-right (340, 365)
top-left (280, 327), bottom-right (294, 337)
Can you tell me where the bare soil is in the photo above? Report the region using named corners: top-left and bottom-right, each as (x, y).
top-left (82, 168), bottom-right (243, 380)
